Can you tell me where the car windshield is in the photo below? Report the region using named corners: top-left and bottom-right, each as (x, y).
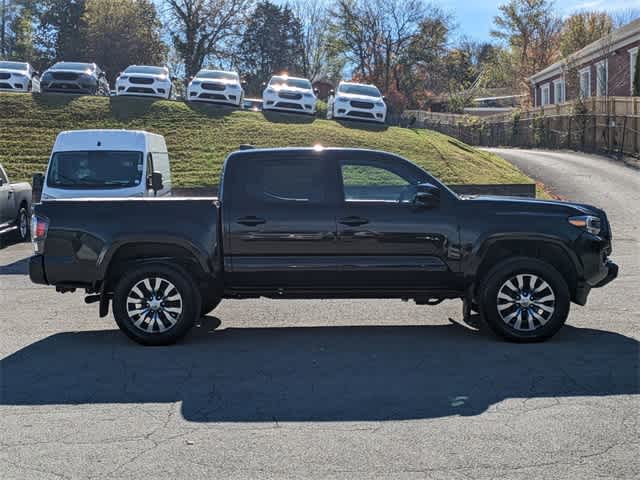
top-left (270, 77), bottom-right (311, 89)
top-left (0, 61), bottom-right (27, 70)
top-left (47, 151), bottom-right (143, 189)
top-left (339, 84), bottom-right (381, 97)
top-left (196, 71), bottom-right (237, 81)
top-left (51, 62), bottom-right (93, 71)
top-left (125, 66), bottom-right (166, 75)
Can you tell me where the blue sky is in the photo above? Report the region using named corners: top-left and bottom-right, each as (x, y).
top-left (433, 0), bottom-right (639, 42)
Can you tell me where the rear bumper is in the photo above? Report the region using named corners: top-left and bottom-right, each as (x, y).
top-left (29, 254), bottom-right (48, 285)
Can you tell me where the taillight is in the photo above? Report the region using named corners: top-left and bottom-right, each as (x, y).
top-left (31, 214), bottom-right (49, 254)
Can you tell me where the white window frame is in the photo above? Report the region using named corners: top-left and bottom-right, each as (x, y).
top-left (553, 78), bottom-right (565, 104)
top-left (630, 47), bottom-right (639, 95)
top-left (596, 60), bottom-right (608, 97)
top-left (540, 83), bottom-right (550, 106)
top-left (579, 67), bottom-right (591, 98)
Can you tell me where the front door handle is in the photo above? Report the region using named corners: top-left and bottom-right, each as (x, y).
top-left (237, 216), bottom-right (266, 226)
top-left (339, 216), bottom-right (369, 227)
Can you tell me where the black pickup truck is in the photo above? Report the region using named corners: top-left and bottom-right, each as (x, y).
top-left (29, 147), bottom-right (618, 345)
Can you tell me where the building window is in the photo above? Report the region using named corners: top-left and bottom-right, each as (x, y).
top-left (553, 79), bottom-right (565, 104)
top-left (596, 60), bottom-right (608, 96)
top-left (630, 47), bottom-right (639, 95)
top-left (579, 67), bottom-right (591, 98)
top-left (540, 83), bottom-right (550, 106)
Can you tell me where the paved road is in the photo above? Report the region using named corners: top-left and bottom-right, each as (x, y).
top-left (1, 149), bottom-right (639, 479)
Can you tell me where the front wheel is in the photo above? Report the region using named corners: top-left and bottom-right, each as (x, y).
top-left (479, 257), bottom-right (570, 342)
top-left (112, 263), bottom-right (201, 345)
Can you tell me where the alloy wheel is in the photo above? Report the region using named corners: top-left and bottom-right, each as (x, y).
top-left (126, 276), bottom-right (183, 333)
top-left (496, 274), bottom-right (556, 331)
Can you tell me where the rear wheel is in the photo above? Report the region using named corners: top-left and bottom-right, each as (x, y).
top-left (16, 206), bottom-right (29, 241)
top-left (113, 263), bottom-right (201, 345)
top-left (479, 257), bottom-right (570, 342)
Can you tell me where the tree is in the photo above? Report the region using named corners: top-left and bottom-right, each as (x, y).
top-left (166, 0), bottom-right (252, 79)
top-left (560, 11), bottom-right (612, 57)
top-left (9, 3), bottom-right (35, 62)
top-left (81, 0), bottom-right (166, 81)
top-left (236, 1), bottom-right (305, 95)
top-left (37, 0), bottom-right (86, 62)
top-left (491, 0), bottom-right (561, 95)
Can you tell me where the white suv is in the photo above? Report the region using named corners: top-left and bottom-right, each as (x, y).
top-left (262, 75), bottom-right (317, 114)
top-left (187, 69), bottom-right (243, 106)
top-left (328, 81), bottom-right (387, 123)
top-left (116, 65), bottom-right (173, 99)
top-left (0, 61), bottom-right (40, 93)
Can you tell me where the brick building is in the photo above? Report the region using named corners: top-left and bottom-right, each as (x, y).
top-left (529, 19), bottom-right (639, 107)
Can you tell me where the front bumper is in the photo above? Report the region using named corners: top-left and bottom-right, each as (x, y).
top-left (41, 81), bottom-right (97, 94)
top-left (333, 102), bottom-right (386, 122)
top-left (29, 255), bottom-right (48, 285)
top-left (594, 260), bottom-right (618, 288)
top-left (188, 84), bottom-right (241, 105)
top-left (263, 93), bottom-right (316, 114)
top-left (0, 77), bottom-right (29, 92)
top-left (117, 79), bottom-right (171, 98)
top-left (572, 232), bottom-right (618, 305)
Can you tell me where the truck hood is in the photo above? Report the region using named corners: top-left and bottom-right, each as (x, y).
top-left (336, 92), bottom-right (383, 102)
top-left (462, 195), bottom-right (604, 217)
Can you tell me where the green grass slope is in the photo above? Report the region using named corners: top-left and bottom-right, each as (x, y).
top-left (0, 93), bottom-right (533, 188)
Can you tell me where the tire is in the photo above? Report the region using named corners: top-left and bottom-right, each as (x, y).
top-left (112, 262), bottom-right (201, 346)
top-left (16, 206), bottom-right (30, 242)
top-left (478, 257), bottom-right (570, 342)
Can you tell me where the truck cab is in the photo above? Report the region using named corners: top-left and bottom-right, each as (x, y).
top-left (40, 129), bottom-right (171, 200)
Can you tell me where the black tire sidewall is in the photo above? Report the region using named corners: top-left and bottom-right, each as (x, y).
top-left (17, 207), bottom-right (29, 241)
top-left (113, 263), bottom-right (201, 346)
top-left (479, 257), bottom-right (570, 342)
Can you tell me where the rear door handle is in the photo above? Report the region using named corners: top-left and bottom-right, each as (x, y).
top-left (339, 216), bottom-right (369, 227)
top-left (237, 216), bottom-right (266, 226)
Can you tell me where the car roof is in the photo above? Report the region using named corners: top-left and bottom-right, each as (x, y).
top-left (53, 129), bottom-right (163, 151)
top-left (229, 146), bottom-right (396, 157)
top-left (339, 81), bottom-right (379, 88)
top-left (270, 75), bottom-right (310, 81)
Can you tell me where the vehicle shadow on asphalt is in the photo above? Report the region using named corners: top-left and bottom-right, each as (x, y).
top-left (0, 257), bottom-right (28, 274)
top-left (1, 322), bottom-right (637, 422)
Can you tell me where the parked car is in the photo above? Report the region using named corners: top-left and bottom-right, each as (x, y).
top-left (0, 61), bottom-right (40, 93)
top-left (116, 65), bottom-right (174, 99)
top-left (242, 97), bottom-right (263, 111)
top-left (40, 62), bottom-right (109, 95)
top-left (36, 129), bottom-right (171, 200)
top-left (0, 163), bottom-right (32, 242)
top-left (262, 75), bottom-right (317, 114)
top-left (187, 69), bottom-right (244, 106)
top-left (29, 146), bottom-right (618, 346)
top-left (327, 81), bottom-right (387, 123)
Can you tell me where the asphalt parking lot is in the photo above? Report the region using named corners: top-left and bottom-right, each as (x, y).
top-left (1, 149), bottom-right (639, 479)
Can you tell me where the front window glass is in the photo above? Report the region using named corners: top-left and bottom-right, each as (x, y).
top-left (339, 84), bottom-right (381, 97)
top-left (51, 62), bottom-right (93, 72)
top-left (269, 77), bottom-right (312, 89)
top-left (0, 61), bottom-right (27, 70)
top-left (125, 66), bottom-right (166, 75)
top-left (341, 162), bottom-right (416, 203)
top-left (47, 151), bottom-right (143, 189)
top-left (196, 71), bottom-right (238, 81)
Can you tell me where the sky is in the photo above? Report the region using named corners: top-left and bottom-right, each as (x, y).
top-left (439, 0), bottom-right (640, 42)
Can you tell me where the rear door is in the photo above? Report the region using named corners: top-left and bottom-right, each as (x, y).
top-left (223, 151), bottom-right (339, 288)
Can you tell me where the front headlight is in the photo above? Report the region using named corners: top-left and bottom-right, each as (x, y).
top-left (569, 215), bottom-right (601, 236)
top-left (118, 76), bottom-right (129, 81)
top-left (191, 80), bottom-right (201, 86)
top-left (375, 101), bottom-right (385, 107)
top-left (336, 96), bottom-right (348, 102)
top-left (303, 93), bottom-right (314, 98)
top-left (265, 88), bottom-right (275, 94)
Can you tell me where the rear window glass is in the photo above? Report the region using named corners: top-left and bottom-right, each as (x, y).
top-left (47, 151), bottom-right (143, 189)
top-left (237, 157), bottom-right (326, 203)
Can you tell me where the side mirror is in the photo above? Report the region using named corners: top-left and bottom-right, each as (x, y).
top-left (148, 171), bottom-right (163, 193)
top-left (413, 183), bottom-right (440, 208)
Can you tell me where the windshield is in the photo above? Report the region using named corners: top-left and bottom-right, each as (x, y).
top-left (339, 84), bottom-right (381, 97)
top-left (0, 61), bottom-right (27, 70)
top-left (51, 62), bottom-right (93, 71)
top-left (196, 71), bottom-right (238, 81)
top-left (47, 151), bottom-right (143, 189)
top-left (125, 66), bottom-right (166, 75)
top-left (270, 77), bottom-right (311, 89)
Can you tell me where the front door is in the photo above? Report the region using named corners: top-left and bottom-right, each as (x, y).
top-left (333, 154), bottom-right (459, 290)
top-left (224, 152), bottom-right (339, 288)
top-left (0, 167), bottom-right (15, 226)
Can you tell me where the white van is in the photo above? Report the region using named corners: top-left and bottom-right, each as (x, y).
top-left (40, 129), bottom-right (172, 200)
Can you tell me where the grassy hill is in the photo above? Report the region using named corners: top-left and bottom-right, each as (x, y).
top-left (0, 93), bottom-right (533, 188)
